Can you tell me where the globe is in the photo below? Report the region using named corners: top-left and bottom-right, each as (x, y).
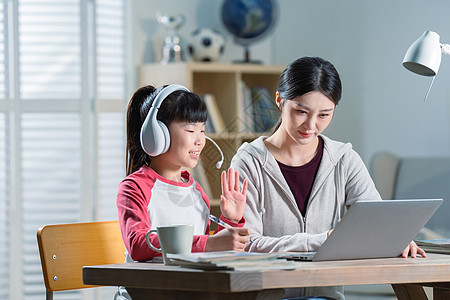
top-left (221, 0), bottom-right (278, 63)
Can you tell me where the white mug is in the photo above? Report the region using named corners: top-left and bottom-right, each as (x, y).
top-left (145, 224), bottom-right (194, 265)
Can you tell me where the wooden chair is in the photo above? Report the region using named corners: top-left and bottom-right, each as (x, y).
top-left (37, 221), bottom-right (126, 300)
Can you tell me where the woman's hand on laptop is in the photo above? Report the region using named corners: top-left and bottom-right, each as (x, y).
top-left (401, 240), bottom-right (426, 258)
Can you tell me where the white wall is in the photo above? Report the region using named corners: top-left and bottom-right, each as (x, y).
top-left (358, 1), bottom-right (450, 162)
top-left (132, 0), bottom-right (450, 164)
top-left (272, 0), bottom-right (367, 159)
top-left (272, 0), bottom-right (450, 163)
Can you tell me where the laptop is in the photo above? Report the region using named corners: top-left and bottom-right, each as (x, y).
top-left (282, 199), bottom-right (443, 261)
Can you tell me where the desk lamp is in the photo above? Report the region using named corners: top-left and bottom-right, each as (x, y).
top-left (403, 31), bottom-right (450, 101)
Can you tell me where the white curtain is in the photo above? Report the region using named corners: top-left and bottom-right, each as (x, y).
top-left (0, 0), bottom-right (126, 299)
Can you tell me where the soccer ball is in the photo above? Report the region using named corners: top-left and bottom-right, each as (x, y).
top-left (188, 28), bottom-right (225, 62)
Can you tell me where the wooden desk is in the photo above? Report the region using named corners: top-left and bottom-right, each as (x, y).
top-left (83, 253), bottom-right (450, 300)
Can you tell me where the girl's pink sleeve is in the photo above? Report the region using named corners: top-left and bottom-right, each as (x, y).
top-left (117, 179), bottom-right (161, 261)
top-left (191, 234), bottom-right (209, 253)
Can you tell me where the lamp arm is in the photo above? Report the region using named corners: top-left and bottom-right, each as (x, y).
top-left (441, 43), bottom-right (450, 55)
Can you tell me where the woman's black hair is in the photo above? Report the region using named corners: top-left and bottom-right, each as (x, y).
top-left (271, 57), bottom-right (342, 133)
top-left (126, 85), bottom-right (207, 175)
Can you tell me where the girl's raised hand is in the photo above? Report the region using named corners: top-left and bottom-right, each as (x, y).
top-left (220, 168), bottom-right (248, 223)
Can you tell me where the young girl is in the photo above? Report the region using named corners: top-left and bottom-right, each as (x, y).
top-left (117, 84), bottom-right (250, 263)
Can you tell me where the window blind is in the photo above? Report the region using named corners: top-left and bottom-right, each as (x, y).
top-left (0, 1), bottom-right (5, 99)
top-left (96, 0), bottom-right (125, 223)
top-left (95, 2), bottom-right (126, 297)
top-left (0, 113), bottom-right (9, 299)
top-left (18, 1), bottom-right (83, 298)
top-left (22, 113), bottom-right (82, 300)
top-left (0, 0), bottom-right (9, 298)
top-left (0, 0), bottom-right (127, 299)
top-left (97, 112), bottom-right (125, 221)
top-left (96, 0), bottom-right (125, 100)
top-left (19, 0), bottom-right (81, 100)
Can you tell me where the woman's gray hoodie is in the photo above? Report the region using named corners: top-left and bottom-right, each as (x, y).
top-left (230, 135), bottom-right (381, 299)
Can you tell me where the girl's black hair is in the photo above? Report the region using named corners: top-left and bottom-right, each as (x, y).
top-left (271, 56), bottom-right (342, 133)
top-left (126, 85), bottom-right (207, 175)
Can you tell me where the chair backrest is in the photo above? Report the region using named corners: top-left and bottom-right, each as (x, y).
top-left (370, 151), bottom-right (450, 238)
top-left (37, 220), bottom-right (125, 296)
top-left (370, 151), bottom-right (400, 199)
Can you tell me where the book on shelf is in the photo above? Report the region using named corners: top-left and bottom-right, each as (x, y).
top-left (250, 87), bottom-right (279, 133)
top-left (204, 117), bottom-right (214, 134)
top-left (415, 239), bottom-right (450, 254)
top-left (167, 251), bottom-right (300, 271)
top-left (240, 81), bottom-right (254, 132)
top-left (203, 93), bottom-right (226, 134)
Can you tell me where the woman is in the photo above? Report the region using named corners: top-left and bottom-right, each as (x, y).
top-left (230, 56), bottom-right (424, 299)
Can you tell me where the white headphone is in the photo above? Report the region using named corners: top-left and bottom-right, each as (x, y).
top-left (140, 84), bottom-right (224, 169)
top-left (140, 84), bottom-right (189, 157)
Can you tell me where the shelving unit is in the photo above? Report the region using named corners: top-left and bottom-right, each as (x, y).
top-left (139, 62), bottom-right (284, 205)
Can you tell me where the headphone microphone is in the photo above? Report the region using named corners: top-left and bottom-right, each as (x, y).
top-left (205, 136), bottom-right (224, 169)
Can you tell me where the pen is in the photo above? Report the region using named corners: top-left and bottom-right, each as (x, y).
top-left (209, 214), bottom-right (232, 228)
top-left (208, 214), bottom-right (253, 243)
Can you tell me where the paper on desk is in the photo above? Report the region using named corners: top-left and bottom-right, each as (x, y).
top-left (167, 251), bottom-right (301, 271)
top-left (415, 239), bottom-right (450, 254)
top-left (167, 251), bottom-right (278, 262)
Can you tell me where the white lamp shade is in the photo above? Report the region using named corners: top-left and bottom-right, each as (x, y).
top-left (403, 31), bottom-right (441, 77)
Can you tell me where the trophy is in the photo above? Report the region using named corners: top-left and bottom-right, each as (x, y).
top-left (157, 13), bottom-right (186, 64)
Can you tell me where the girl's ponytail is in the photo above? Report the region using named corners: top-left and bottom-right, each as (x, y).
top-left (126, 85), bottom-right (157, 175)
